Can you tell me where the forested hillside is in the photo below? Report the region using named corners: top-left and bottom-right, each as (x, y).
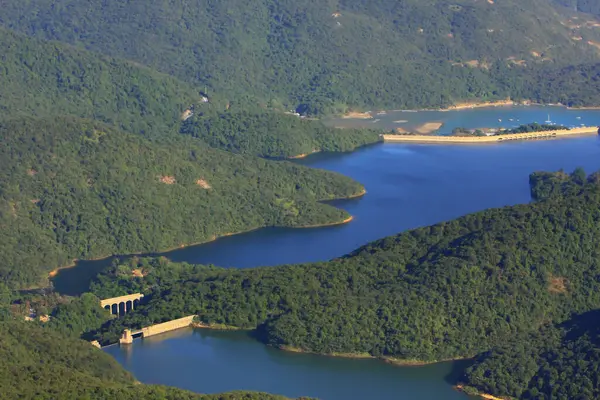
top-left (2, 0), bottom-right (600, 112)
top-left (462, 310), bottom-right (600, 399)
top-left (89, 172), bottom-right (600, 364)
top-left (0, 27), bottom-right (202, 137)
top-left (0, 317), bottom-right (304, 399)
top-left (0, 117), bottom-right (363, 288)
top-left (180, 109), bottom-right (380, 158)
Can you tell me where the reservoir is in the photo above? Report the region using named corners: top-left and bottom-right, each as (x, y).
top-left (56, 107), bottom-right (600, 399)
top-left (326, 105), bottom-right (600, 133)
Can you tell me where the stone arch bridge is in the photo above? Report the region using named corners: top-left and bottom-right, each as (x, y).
top-left (100, 293), bottom-right (144, 316)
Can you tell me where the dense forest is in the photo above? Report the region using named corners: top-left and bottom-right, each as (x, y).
top-left (0, 312), bottom-right (305, 399)
top-left (0, 27), bottom-right (380, 157)
top-left (180, 109), bottom-right (380, 158)
top-left (0, 116), bottom-right (364, 289)
top-left (84, 172), bottom-right (600, 366)
top-left (529, 167), bottom-right (599, 200)
top-left (1, 0), bottom-right (600, 112)
top-left (462, 310), bottom-right (600, 399)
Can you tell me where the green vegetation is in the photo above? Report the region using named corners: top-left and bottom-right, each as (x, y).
top-left (181, 109), bottom-right (380, 158)
top-left (88, 171), bottom-right (600, 364)
top-left (503, 123), bottom-right (569, 134)
top-left (0, 27), bottom-right (201, 137)
top-left (1, 0), bottom-right (600, 112)
top-left (0, 27), bottom-right (380, 157)
top-left (0, 316), bottom-right (305, 399)
top-left (529, 167), bottom-right (599, 200)
top-left (0, 116), bottom-right (363, 289)
top-left (462, 310), bottom-right (600, 400)
top-left (451, 127), bottom-right (487, 136)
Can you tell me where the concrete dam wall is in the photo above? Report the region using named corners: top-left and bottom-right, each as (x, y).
top-left (382, 127), bottom-right (600, 144)
top-left (119, 315), bottom-right (196, 344)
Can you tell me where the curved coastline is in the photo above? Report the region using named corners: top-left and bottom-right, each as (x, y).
top-left (47, 188), bottom-right (366, 284)
top-left (277, 345), bottom-right (468, 367)
top-left (178, 323), bottom-right (469, 368)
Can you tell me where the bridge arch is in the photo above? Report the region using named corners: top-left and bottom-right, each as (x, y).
top-left (100, 293), bottom-right (144, 316)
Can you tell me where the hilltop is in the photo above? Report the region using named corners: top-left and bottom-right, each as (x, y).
top-left (1, 0), bottom-right (600, 112)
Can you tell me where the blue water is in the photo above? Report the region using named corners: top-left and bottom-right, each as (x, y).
top-left (105, 328), bottom-right (473, 400)
top-left (72, 108), bottom-right (600, 400)
top-left (326, 105), bottom-right (600, 133)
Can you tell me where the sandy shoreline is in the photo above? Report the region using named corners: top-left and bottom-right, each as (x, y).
top-left (414, 122), bottom-right (443, 134)
top-left (439, 99), bottom-right (516, 111)
top-left (454, 385), bottom-right (507, 400)
top-left (341, 111), bottom-right (373, 119)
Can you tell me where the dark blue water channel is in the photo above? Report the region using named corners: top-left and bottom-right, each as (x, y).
top-left (56, 108), bottom-right (600, 400)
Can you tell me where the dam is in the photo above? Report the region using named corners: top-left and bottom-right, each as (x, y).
top-left (382, 126), bottom-right (600, 144)
top-left (119, 315), bottom-right (196, 344)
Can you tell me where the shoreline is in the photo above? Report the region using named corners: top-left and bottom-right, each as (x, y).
top-left (279, 345), bottom-right (466, 366)
top-left (337, 101), bottom-right (600, 117)
top-left (341, 111), bottom-right (372, 119)
top-left (294, 215), bottom-right (354, 229)
top-left (47, 188), bottom-right (366, 284)
top-left (288, 149), bottom-right (321, 159)
top-left (437, 99), bottom-right (517, 111)
top-left (454, 385), bottom-right (508, 400)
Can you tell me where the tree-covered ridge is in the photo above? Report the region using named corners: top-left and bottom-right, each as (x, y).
top-left (529, 167), bottom-right (600, 200)
top-left (0, 26), bottom-right (380, 158)
top-left (0, 116), bottom-right (363, 288)
top-left (0, 318), bottom-right (306, 400)
top-left (180, 109), bottom-right (381, 158)
top-left (0, 27), bottom-right (202, 137)
top-left (1, 0), bottom-right (599, 112)
top-left (462, 310), bottom-right (600, 400)
top-left (90, 173), bottom-right (600, 363)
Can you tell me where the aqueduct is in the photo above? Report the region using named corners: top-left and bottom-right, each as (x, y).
top-left (100, 293), bottom-right (144, 316)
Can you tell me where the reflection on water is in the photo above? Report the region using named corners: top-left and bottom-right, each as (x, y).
top-left (105, 329), bottom-right (476, 400)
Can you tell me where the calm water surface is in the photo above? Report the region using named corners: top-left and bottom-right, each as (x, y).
top-left (61, 108), bottom-right (600, 400)
top-left (105, 329), bottom-right (473, 400)
top-left (325, 105), bottom-right (600, 133)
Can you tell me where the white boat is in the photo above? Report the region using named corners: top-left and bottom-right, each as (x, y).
top-left (545, 114), bottom-right (552, 124)
top-left (576, 116), bottom-right (582, 120)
